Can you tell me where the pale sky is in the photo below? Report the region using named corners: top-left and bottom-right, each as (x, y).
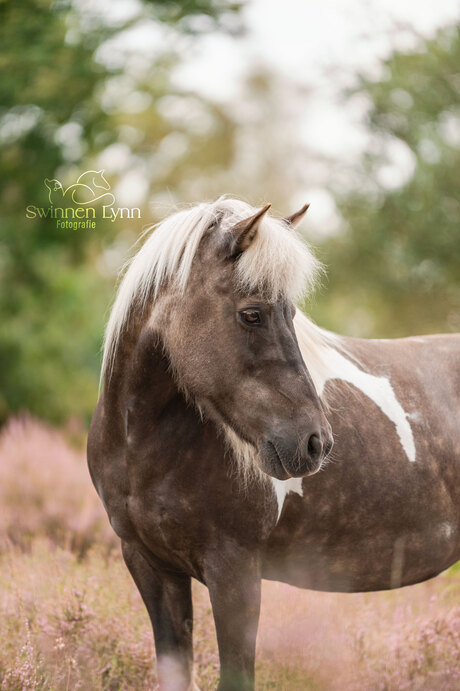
top-left (94, 0), bottom-right (460, 231)
top-left (176, 0), bottom-right (459, 233)
top-left (175, 0), bottom-right (459, 151)
top-left (176, 0), bottom-right (459, 95)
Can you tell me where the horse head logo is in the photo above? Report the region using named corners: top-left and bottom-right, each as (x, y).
top-left (44, 170), bottom-right (115, 207)
top-left (44, 179), bottom-right (64, 195)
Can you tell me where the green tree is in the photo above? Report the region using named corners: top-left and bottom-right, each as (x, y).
top-left (0, 0), bottom-right (240, 423)
top-left (314, 24), bottom-right (460, 338)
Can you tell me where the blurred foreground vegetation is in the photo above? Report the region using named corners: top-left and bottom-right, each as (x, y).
top-left (1, 417), bottom-right (460, 690)
top-left (0, 0), bottom-right (458, 424)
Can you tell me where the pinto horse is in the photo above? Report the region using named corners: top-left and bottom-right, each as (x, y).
top-left (88, 198), bottom-right (460, 690)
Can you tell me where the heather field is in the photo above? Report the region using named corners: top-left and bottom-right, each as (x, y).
top-left (1, 417), bottom-right (460, 691)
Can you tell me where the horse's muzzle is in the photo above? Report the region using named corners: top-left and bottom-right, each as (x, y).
top-left (259, 429), bottom-right (333, 480)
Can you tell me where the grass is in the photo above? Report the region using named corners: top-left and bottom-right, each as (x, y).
top-left (1, 416), bottom-right (460, 690)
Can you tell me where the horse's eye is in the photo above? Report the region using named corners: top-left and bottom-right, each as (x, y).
top-left (239, 309), bottom-right (261, 326)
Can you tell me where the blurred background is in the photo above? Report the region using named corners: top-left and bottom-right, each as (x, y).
top-left (1, 2), bottom-right (460, 688)
top-left (1, 0), bottom-right (459, 426)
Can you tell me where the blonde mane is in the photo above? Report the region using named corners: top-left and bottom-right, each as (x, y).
top-left (102, 197), bottom-right (339, 385)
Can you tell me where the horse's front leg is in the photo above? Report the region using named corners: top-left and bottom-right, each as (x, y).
top-left (205, 549), bottom-right (261, 691)
top-left (121, 541), bottom-right (198, 691)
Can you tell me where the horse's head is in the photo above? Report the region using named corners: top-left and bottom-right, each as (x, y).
top-left (146, 200), bottom-right (333, 480)
top-left (93, 170), bottom-right (110, 190)
top-left (44, 178), bottom-right (63, 192)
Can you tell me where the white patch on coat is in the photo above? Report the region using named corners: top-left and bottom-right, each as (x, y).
top-left (270, 477), bottom-right (303, 521)
top-left (298, 342), bottom-right (416, 463)
top-left (439, 521), bottom-right (454, 539)
top-left (157, 654), bottom-right (199, 691)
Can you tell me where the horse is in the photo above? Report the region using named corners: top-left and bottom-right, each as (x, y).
top-left (87, 197), bottom-right (460, 690)
top-left (44, 170), bottom-right (114, 207)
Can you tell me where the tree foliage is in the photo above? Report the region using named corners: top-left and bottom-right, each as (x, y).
top-left (1, 6), bottom-right (458, 423)
top-left (0, 0), bottom-right (240, 423)
top-left (314, 25), bottom-right (460, 338)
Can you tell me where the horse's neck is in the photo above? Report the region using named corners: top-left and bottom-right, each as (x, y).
top-left (103, 321), bottom-right (209, 479)
top-left (104, 320), bottom-right (179, 424)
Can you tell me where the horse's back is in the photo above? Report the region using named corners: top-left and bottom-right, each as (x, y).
top-left (350, 331), bottom-right (460, 427)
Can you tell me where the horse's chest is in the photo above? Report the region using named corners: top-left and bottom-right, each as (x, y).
top-left (123, 480), bottom-right (208, 569)
top-left (95, 457), bottom-right (191, 553)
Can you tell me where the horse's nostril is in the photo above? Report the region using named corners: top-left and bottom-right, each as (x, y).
top-left (307, 433), bottom-right (322, 461)
top-left (324, 439), bottom-right (333, 457)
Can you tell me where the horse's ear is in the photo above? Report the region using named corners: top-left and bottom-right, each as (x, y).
top-left (283, 203), bottom-right (310, 229)
top-left (229, 203), bottom-right (271, 256)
